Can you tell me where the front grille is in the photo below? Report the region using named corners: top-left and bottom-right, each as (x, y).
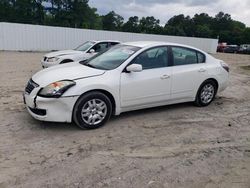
top-left (25, 79), bottom-right (39, 94)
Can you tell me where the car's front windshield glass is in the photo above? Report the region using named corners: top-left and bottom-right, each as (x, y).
top-left (75, 41), bottom-right (95, 51)
top-left (81, 45), bottom-right (141, 70)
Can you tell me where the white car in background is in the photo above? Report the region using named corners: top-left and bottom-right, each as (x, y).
top-left (24, 41), bottom-right (229, 129)
top-left (41, 40), bottom-right (120, 68)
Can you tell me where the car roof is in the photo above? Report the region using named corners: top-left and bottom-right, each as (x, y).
top-left (123, 41), bottom-right (206, 53)
top-left (91, 40), bottom-right (121, 43)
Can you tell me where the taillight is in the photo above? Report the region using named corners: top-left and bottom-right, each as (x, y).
top-left (220, 61), bottom-right (229, 72)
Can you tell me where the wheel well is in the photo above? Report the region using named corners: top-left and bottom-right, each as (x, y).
top-left (76, 89), bottom-right (116, 115)
top-left (197, 78), bottom-right (219, 97)
top-left (195, 78), bottom-right (219, 103)
top-left (60, 59), bottom-right (73, 64)
top-left (205, 78), bottom-right (219, 91)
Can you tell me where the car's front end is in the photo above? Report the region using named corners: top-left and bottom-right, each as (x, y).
top-left (41, 50), bottom-right (85, 68)
top-left (23, 62), bottom-right (107, 123)
top-left (24, 78), bottom-right (79, 122)
top-left (41, 56), bottom-right (62, 68)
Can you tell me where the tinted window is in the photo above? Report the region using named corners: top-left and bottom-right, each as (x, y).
top-left (172, 47), bottom-right (197, 66)
top-left (197, 52), bottom-right (205, 63)
top-left (92, 42), bottom-right (109, 53)
top-left (132, 47), bottom-right (169, 69)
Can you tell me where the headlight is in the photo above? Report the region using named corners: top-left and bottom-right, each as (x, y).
top-left (47, 57), bottom-right (59, 62)
top-left (38, 80), bottom-right (76, 98)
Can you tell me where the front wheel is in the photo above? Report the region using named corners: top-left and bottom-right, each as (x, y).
top-left (73, 92), bottom-right (112, 129)
top-left (195, 80), bottom-right (217, 107)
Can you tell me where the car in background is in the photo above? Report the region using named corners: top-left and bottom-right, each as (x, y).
top-left (223, 45), bottom-right (239, 53)
top-left (238, 44), bottom-right (250, 54)
top-left (41, 40), bottom-right (120, 68)
top-left (24, 41), bottom-right (229, 129)
top-left (217, 43), bottom-right (227, 52)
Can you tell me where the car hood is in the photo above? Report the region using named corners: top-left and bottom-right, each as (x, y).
top-left (32, 62), bottom-right (105, 87)
top-left (45, 50), bottom-right (84, 58)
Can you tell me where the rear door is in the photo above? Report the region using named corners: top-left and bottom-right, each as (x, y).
top-left (170, 46), bottom-right (208, 99)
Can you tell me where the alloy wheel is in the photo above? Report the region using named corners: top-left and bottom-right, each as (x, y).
top-left (81, 99), bottom-right (107, 125)
top-left (200, 84), bottom-right (215, 104)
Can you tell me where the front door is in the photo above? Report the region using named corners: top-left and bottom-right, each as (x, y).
top-left (120, 46), bottom-right (172, 108)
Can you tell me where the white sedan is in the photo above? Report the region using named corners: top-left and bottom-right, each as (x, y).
top-left (24, 41), bottom-right (229, 129)
top-left (41, 40), bottom-right (120, 68)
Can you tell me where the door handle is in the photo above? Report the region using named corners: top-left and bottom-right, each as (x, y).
top-left (198, 68), bottom-right (206, 72)
top-left (160, 75), bottom-right (170, 79)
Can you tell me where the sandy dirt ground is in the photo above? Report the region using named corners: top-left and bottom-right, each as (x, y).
top-left (0, 51), bottom-right (250, 188)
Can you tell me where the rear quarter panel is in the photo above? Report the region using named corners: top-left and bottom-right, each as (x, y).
top-left (205, 55), bottom-right (229, 92)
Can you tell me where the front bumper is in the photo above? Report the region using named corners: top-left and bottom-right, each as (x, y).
top-left (24, 92), bottom-right (79, 123)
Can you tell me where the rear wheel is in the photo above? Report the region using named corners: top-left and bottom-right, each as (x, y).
top-left (73, 91), bottom-right (112, 129)
top-left (195, 80), bottom-right (217, 106)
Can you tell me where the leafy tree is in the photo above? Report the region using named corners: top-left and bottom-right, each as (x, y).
top-left (193, 13), bottom-right (213, 38)
top-left (0, 1), bottom-right (13, 22)
top-left (212, 12), bottom-right (233, 33)
top-left (33, 0), bottom-right (45, 24)
top-left (242, 28), bottom-right (250, 44)
top-left (102, 11), bottom-right (124, 31)
top-left (195, 25), bottom-right (212, 38)
top-left (165, 14), bottom-right (194, 36)
top-left (164, 25), bottom-right (186, 36)
top-left (7, 0), bottom-right (45, 24)
top-left (42, 0), bottom-right (102, 29)
top-left (122, 16), bottom-right (140, 33)
top-left (193, 13), bottom-right (213, 26)
top-left (139, 16), bottom-right (161, 34)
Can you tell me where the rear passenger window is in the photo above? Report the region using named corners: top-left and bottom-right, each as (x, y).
top-left (197, 52), bottom-right (205, 63)
top-left (172, 47), bottom-right (197, 66)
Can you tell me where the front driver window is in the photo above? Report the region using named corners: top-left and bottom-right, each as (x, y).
top-left (132, 47), bottom-right (169, 70)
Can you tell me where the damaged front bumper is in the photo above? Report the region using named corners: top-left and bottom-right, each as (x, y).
top-left (23, 88), bottom-right (79, 123)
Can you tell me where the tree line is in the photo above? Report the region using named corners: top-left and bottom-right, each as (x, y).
top-left (1, 0), bottom-right (250, 44)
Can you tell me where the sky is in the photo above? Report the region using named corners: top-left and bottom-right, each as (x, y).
top-left (88, 0), bottom-right (250, 27)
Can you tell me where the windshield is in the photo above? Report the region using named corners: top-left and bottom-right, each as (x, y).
top-left (81, 45), bottom-right (141, 70)
top-left (75, 41), bottom-right (95, 51)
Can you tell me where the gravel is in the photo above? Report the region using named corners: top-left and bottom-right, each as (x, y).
top-left (0, 51), bottom-right (250, 188)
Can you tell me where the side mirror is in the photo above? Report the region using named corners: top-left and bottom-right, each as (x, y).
top-left (126, 64), bottom-right (142, 72)
top-left (89, 49), bottom-right (95, 53)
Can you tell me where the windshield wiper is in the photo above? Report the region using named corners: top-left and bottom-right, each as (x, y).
top-left (84, 63), bottom-right (96, 68)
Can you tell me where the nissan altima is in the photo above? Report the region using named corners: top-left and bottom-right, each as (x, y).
top-left (41, 40), bottom-right (120, 68)
top-left (24, 41), bottom-right (229, 129)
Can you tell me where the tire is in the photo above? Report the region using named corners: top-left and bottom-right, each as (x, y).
top-left (73, 91), bottom-right (112, 129)
top-left (195, 80), bottom-right (217, 107)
